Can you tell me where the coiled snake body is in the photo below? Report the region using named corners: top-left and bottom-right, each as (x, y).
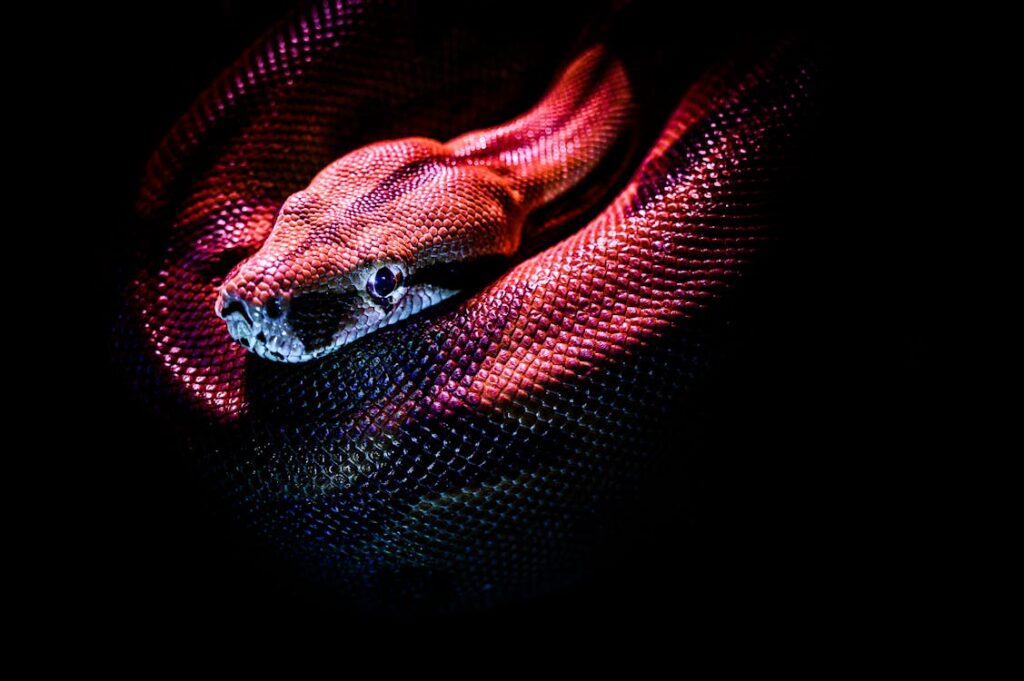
top-left (117, 0), bottom-right (820, 611)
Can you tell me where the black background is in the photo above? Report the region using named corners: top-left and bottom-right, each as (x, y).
top-left (64, 1), bottom-right (937, 638)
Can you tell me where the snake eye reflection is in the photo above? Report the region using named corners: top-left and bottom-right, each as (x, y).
top-left (367, 266), bottom-right (401, 300)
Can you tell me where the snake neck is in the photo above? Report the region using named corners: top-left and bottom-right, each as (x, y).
top-left (446, 45), bottom-right (633, 218)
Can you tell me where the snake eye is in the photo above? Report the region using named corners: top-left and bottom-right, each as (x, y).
top-left (367, 266), bottom-right (402, 300)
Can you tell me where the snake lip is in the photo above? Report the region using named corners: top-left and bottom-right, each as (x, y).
top-left (247, 329), bottom-right (311, 362)
top-left (243, 332), bottom-right (314, 362)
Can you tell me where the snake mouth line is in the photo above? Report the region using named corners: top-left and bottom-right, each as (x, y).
top-left (228, 318), bottom-right (406, 362)
top-left (228, 326), bottom-right (373, 363)
top-left (222, 320), bottom-right (313, 362)
top-left (241, 333), bottom-right (311, 362)
top-left (218, 292), bottom-right (385, 362)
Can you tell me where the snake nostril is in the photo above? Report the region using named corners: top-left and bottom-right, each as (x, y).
top-left (264, 297), bottom-right (283, 319)
top-left (221, 300), bottom-right (253, 326)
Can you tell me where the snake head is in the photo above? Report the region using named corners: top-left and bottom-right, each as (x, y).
top-left (216, 139), bottom-right (524, 362)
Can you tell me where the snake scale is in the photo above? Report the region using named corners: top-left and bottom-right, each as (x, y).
top-left (115, 0), bottom-right (821, 611)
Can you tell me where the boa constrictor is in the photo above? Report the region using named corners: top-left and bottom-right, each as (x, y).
top-left (116, 0), bottom-right (820, 611)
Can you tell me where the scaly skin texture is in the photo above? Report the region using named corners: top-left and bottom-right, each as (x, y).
top-left (216, 47), bottom-right (631, 361)
top-left (116, 0), bottom-right (820, 611)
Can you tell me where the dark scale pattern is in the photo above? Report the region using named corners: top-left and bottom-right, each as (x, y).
top-left (114, 0), bottom-right (820, 612)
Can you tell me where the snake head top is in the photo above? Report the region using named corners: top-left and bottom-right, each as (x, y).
top-left (216, 46), bottom-right (631, 362)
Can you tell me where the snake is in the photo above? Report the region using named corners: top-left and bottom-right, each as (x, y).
top-left (116, 0), bottom-right (820, 612)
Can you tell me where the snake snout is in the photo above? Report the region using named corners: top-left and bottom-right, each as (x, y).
top-left (216, 292), bottom-right (258, 346)
top-left (217, 291), bottom-right (285, 326)
top-left (217, 296), bottom-right (251, 326)
top-left (216, 291), bottom-right (307, 361)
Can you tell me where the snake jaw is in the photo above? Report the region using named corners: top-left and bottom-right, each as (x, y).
top-left (217, 259), bottom-right (461, 363)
